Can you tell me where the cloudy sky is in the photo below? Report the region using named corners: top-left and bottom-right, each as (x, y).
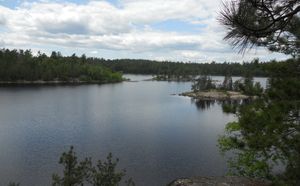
top-left (0, 0), bottom-right (290, 62)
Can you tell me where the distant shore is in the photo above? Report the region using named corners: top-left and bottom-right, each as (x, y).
top-left (0, 79), bottom-right (123, 85)
top-left (179, 89), bottom-right (250, 100)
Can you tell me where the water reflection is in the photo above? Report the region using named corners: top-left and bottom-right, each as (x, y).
top-left (192, 98), bottom-right (252, 112)
top-left (191, 99), bottom-right (216, 110)
top-left (0, 75), bottom-right (267, 186)
top-left (0, 77), bottom-right (234, 186)
top-left (219, 99), bottom-right (243, 106)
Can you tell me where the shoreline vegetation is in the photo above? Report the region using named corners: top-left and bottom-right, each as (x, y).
top-left (101, 58), bottom-right (277, 77)
top-left (0, 48), bottom-right (290, 85)
top-left (0, 49), bottom-right (123, 84)
top-left (0, 79), bottom-right (124, 85)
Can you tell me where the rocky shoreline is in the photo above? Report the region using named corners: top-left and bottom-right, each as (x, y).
top-left (179, 90), bottom-right (250, 100)
top-left (168, 176), bottom-right (271, 186)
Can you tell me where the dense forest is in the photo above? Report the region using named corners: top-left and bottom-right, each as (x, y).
top-left (100, 58), bottom-right (278, 77)
top-left (0, 49), bottom-right (122, 83)
top-left (1, 48), bottom-right (292, 84)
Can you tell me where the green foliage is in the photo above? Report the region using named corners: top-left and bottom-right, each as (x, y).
top-left (218, 59), bottom-right (300, 185)
top-left (222, 75), bottom-right (233, 90)
top-left (52, 146), bottom-right (134, 186)
top-left (9, 147), bottom-right (134, 186)
top-left (101, 59), bottom-right (269, 77)
top-left (89, 153), bottom-right (126, 186)
top-left (219, 0), bottom-right (300, 56)
top-left (191, 75), bottom-right (215, 92)
top-left (232, 75), bottom-right (263, 96)
top-left (225, 122), bottom-right (241, 132)
top-left (227, 150), bottom-right (272, 179)
top-left (190, 73), bottom-right (263, 97)
top-left (1, 48), bottom-right (293, 81)
top-left (52, 146), bottom-right (92, 186)
top-left (0, 49), bottom-right (122, 83)
top-left (222, 104), bottom-right (238, 114)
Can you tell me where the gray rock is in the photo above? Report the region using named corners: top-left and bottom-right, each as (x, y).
top-left (167, 176), bottom-right (271, 186)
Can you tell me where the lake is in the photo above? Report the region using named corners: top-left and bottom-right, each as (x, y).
top-left (0, 75), bottom-right (267, 186)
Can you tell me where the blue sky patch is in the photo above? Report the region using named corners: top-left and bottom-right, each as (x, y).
top-left (150, 20), bottom-right (206, 34)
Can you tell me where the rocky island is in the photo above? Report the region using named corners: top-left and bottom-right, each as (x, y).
top-left (168, 176), bottom-right (270, 186)
top-left (178, 75), bottom-right (263, 101)
top-left (179, 90), bottom-right (250, 100)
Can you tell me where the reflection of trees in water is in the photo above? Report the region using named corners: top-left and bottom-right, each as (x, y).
top-left (218, 99), bottom-right (241, 106)
top-left (191, 98), bottom-right (252, 112)
top-left (191, 99), bottom-right (216, 110)
top-left (220, 99), bottom-right (253, 113)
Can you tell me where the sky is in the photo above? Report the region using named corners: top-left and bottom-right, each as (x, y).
top-left (0, 0), bottom-right (290, 63)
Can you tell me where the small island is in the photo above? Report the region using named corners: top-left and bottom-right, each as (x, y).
top-left (178, 75), bottom-right (263, 101)
top-left (152, 74), bottom-right (196, 82)
top-left (179, 90), bottom-right (250, 100)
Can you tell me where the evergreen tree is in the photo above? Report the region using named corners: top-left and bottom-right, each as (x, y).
top-left (0, 49), bottom-right (123, 83)
top-left (219, 0), bottom-right (300, 56)
top-left (52, 146), bottom-right (135, 186)
top-left (218, 1), bottom-right (300, 184)
top-left (222, 74), bottom-right (233, 90)
top-left (219, 57), bottom-right (299, 186)
top-left (191, 75), bottom-right (215, 92)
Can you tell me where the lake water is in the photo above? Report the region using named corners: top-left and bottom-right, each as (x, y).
top-left (0, 75), bottom-right (267, 186)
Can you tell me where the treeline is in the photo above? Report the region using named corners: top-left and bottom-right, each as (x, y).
top-left (0, 49), bottom-right (122, 83)
top-left (100, 59), bottom-right (272, 76)
top-left (1, 48), bottom-right (294, 83)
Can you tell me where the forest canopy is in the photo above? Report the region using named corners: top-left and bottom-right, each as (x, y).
top-left (0, 48), bottom-right (294, 84)
top-left (0, 49), bottom-right (122, 83)
top-left (100, 58), bottom-right (290, 77)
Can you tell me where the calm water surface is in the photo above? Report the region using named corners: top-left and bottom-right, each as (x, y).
top-left (0, 75), bottom-right (266, 186)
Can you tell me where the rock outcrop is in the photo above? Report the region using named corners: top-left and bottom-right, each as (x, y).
top-left (179, 90), bottom-right (250, 100)
top-left (168, 176), bottom-right (270, 186)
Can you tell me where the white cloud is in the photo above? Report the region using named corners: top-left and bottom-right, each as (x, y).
top-left (0, 0), bottom-right (289, 62)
